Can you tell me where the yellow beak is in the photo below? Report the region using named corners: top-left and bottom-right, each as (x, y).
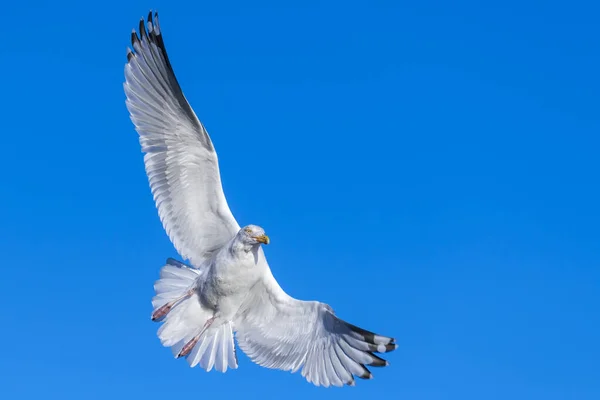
top-left (254, 234), bottom-right (270, 245)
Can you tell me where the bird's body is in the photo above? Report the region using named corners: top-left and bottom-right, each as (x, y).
top-left (124, 11), bottom-right (397, 387)
top-left (198, 231), bottom-right (266, 324)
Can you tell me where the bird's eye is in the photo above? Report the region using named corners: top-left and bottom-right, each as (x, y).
top-left (245, 228), bottom-right (252, 233)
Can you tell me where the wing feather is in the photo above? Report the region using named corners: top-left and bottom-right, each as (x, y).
top-left (124, 12), bottom-right (239, 266)
top-left (235, 254), bottom-right (397, 387)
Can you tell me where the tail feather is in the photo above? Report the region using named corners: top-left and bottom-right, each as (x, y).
top-left (174, 321), bottom-right (237, 372)
top-left (152, 259), bottom-right (200, 310)
top-left (152, 259), bottom-right (238, 373)
top-left (190, 322), bottom-right (237, 372)
top-left (201, 330), bottom-right (220, 371)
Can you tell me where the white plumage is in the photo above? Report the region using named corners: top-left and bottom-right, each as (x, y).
top-left (124, 11), bottom-right (397, 387)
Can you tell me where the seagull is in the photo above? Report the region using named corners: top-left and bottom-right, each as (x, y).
top-left (123, 11), bottom-right (397, 387)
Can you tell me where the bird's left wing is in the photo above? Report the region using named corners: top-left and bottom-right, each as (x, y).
top-left (235, 254), bottom-right (397, 387)
top-left (124, 12), bottom-right (240, 267)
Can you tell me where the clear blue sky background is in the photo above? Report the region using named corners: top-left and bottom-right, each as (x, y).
top-left (1, 1), bottom-right (598, 399)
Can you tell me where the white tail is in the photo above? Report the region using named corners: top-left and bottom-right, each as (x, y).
top-left (152, 259), bottom-right (238, 372)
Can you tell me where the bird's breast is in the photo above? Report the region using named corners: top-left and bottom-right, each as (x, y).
top-left (198, 249), bottom-right (262, 315)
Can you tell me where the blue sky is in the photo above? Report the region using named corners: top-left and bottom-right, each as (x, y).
top-left (1, 0), bottom-right (599, 399)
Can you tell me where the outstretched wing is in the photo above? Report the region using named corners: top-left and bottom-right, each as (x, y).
top-left (235, 253), bottom-right (397, 387)
top-left (124, 12), bottom-right (239, 267)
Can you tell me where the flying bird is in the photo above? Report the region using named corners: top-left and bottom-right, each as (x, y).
top-left (123, 11), bottom-right (397, 387)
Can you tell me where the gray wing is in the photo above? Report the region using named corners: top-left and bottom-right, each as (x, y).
top-left (124, 12), bottom-right (239, 267)
top-left (235, 252), bottom-right (397, 387)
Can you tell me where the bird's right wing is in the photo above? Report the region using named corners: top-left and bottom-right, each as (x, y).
top-left (124, 12), bottom-right (240, 267)
top-left (235, 252), bottom-right (397, 387)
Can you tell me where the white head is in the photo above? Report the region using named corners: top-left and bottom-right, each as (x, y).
top-left (237, 224), bottom-right (270, 247)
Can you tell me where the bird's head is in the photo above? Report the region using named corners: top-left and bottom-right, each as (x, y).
top-left (239, 225), bottom-right (270, 246)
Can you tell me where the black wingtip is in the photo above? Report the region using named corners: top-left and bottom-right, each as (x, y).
top-left (357, 364), bottom-right (373, 380)
top-left (367, 353), bottom-right (388, 367)
top-left (153, 11), bottom-right (161, 36)
top-left (346, 322), bottom-right (395, 347)
top-left (147, 10), bottom-right (160, 34)
top-left (139, 17), bottom-right (148, 40)
top-left (384, 343), bottom-right (398, 352)
top-left (130, 29), bottom-right (140, 46)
